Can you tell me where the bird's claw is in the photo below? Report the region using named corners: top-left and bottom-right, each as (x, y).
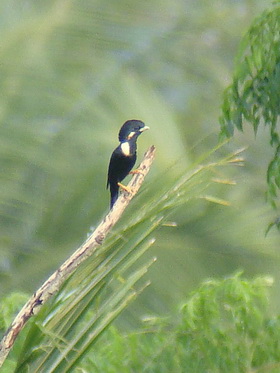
top-left (117, 182), bottom-right (132, 194)
top-left (129, 169), bottom-right (143, 175)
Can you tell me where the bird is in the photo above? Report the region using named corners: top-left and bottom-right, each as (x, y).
top-left (107, 119), bottom-right (149, 209)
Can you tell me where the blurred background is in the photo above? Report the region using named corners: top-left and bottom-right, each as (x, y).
top-left (0, 0), bottom-right (279, 326)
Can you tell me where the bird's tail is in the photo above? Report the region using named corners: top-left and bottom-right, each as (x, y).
top-left (110, 183), bottom-right (119, 209)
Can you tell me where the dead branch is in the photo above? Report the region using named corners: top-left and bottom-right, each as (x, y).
top-left (0, 145), bottom-right (156, 367)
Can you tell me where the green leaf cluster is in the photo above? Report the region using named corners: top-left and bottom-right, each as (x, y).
top-left (220, 2), bottom-right (280, 210)
top-left (80, 274), bottom-right (280, 373)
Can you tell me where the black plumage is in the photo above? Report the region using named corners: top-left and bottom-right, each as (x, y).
top-left (107, 120), bottom-right (149, 208)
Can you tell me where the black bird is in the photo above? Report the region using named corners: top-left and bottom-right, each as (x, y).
top-left (107, 120), bottom-right (149, 208)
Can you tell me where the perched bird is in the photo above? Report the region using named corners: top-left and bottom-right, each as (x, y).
top-left (107, 120), bottom-right (149, 208)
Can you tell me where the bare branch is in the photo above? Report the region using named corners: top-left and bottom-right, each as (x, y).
top-left (0, 145), bottom-right (156, 367)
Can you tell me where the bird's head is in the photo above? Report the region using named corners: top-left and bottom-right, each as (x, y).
top-left (118, 120), bottom-right (149, 143)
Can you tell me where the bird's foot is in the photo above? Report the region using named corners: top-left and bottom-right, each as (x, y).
top-left (129, 169), bottom-right (143, 175)
top-left (117, 182), bottom-right (132, 194)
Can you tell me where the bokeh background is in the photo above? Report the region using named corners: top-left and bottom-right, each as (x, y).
top-left (0, 0), bottom-right (279, 326)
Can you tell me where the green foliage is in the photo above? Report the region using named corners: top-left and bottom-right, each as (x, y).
top-left (220, 2), bottom-right (280, 214)
top-left (79, 274), bottom-right (280, 373)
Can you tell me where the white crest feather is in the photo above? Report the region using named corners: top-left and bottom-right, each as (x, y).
top-left (127, 131), bottom-right (136, 139)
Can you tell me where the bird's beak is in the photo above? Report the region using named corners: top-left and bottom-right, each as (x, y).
top-left (140, 126), bottom-right (149, 132)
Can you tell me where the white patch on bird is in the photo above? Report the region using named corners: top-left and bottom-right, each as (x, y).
top-left (121, 142), bottom-right (130, 156)
top-left (127, 131), bottom-right (136, 139)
